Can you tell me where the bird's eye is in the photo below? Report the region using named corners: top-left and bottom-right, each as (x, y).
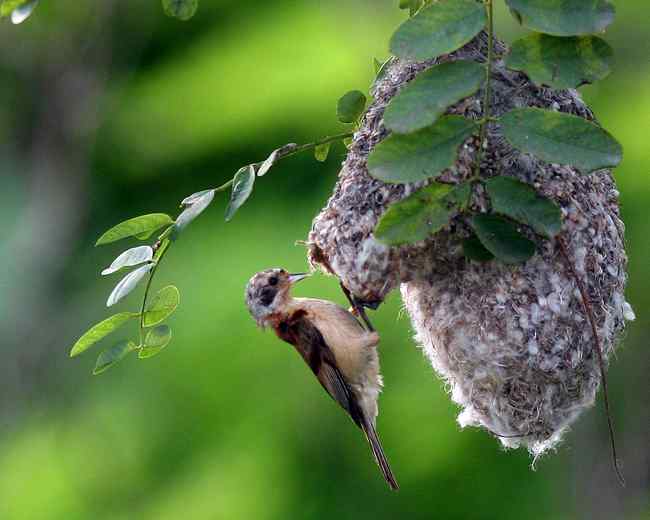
top-left (269, 276), bottom-right (278, 286)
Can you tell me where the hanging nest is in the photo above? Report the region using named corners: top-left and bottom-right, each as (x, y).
top-left (306, 33), bottom-right (634, 457)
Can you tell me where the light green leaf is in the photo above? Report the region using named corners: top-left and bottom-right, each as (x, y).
top-left (384, 60), bottom-right (485, 134)
top-left (314, 143), bottom-right (331, 163)
top-left (486, 176), bottom-right (562, 238)
top-left (390, 0), bottom-right (487, 61)
top-left (462, 235), bottom-right (495, 262)
top-left (162, 0), bottom-right (198, 21)
top-left (143, 285), bottom-right (180, 327)
top-left (471, 214), bottom-right (536, 264)
top-left (0, 0), bottom-right (28, 16)
top-left (139, 325), bottom-right (172, 359)
top-left (101, 246), bottom-right (153, 276)
top-left (367, 116), bottom-right (477, 184)
top-left (106, 264), bottom-right (153, 307)
top-left (374, 182), bottom-right (467, 246)
top-left (9, 0), bottom-right (37, 23)
top-left (500, 108), bottom-right (622, 173)
top-left (399, 0), bottom-right (424, 16)
top-left (337, 90), bottom-right (367, 124)
top-left (225, 165), bottom-right (255, 222)
top-left (181, 189), bottom-right (214, 206)
top-left (174, 189), bottom-right (215, 232)
top-left (94, 340), bottom-right (136, 375)
top-left (96, 213), bottom-right (174, 246)
top-left (506, 34), bottom-right (613, 89)
top-left (257, 143), bottom-right (298, 177)
top-left (69, 312), bottom-right (138, 357)
top-left (504, 0), bottom-right (615, 36)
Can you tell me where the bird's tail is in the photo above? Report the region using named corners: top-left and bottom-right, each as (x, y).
top-left (362, 420), bottom-right (399, 491)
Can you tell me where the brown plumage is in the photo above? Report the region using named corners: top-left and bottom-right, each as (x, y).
top-left (246, 268), bottom-right (398, 490)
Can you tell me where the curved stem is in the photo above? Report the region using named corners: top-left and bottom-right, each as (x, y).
top-left (138, 243), bottom-right (171, 345)
top-left (214, 131), bottom-right (354, 193)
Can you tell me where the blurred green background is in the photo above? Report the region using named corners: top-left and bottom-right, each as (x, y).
top-left (0, 1), bottom-right (648, 519)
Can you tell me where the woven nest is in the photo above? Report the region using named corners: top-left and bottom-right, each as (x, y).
top-left (307, 33), bottom-right (634, 456)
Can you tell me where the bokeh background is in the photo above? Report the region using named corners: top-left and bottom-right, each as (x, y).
top-left (0, 1), bottom-right (648, 518)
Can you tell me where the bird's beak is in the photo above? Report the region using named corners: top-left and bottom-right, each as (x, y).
top-left (288, 272), bottom-right (310, 285)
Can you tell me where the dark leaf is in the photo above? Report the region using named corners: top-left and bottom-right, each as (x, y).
top-left (486, 176), bottom-right (562, 238)
top-left (96, 214), bottom-right (174, 246)
top-left (390, 0), bottom-right (486, 61)
top-left (367, 116), bottom-right (477, 183)
top-left (384, 60), bottom-right (485, 134)
top-left (162, 0), bottom-right (198, 21)
top-left (93, 340), bottom-right (136, 375)
top-left (337, 90), bottom-right (367, 124)
top-left (471, 214), bottom-right (536, 264)
top-left (506, 34), bottom-right (613, 89)
top-left (463, 235), bottom-right (495, 262)
top-left (504, 0), bottom-right (615, 36)
top-left (106, 264), bottom-right (153, 307)
top-left (143, 285), bottom-right (180, 327)
top-left (225, 165), bottom-right (255, 222)
top-left (69, 312), bottom-right (138, 357)
top-left (500, 108), bottom-right (622, 173)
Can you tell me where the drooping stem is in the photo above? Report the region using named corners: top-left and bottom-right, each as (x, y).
top-left (557, 234), bottom-right (625, 487)
top-left (214, 131), bottom-right (354, 193)
top-left (472, 0), bottom-right (495, 181)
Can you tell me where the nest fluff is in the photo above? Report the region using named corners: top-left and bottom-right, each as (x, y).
top-left (307, 33), bottom-right (634, 456)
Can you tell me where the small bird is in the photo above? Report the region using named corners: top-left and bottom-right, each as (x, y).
top-left (245, 268), bottom-right (399, 490)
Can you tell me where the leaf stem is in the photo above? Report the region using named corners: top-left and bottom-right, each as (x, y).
top-left (214, 132), bottom-right (354, 193)
top-left (138, 243), bottom-right (170, 345)
top-left (473, 0), bottom-right (495, 180)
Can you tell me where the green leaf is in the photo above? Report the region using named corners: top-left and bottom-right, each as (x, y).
top-left (384, 60), bottom-right (485, 134)
top-left (69, 312), bottom-right (138, 357)
top-left (162, 0), bottom-right (198, 21)
top-left (143, 285), bottom-right (180, 327)
top-left (139, 325), bottom-right (173, 359)
top-left (257, 143), bottom-right (298, 177)
top-left (225, 165), bottom-right (256, 222)
top-left (486, 176), bottom-right (562, 238)
top-left (389, 0), bottom-right (487, 61)
top-left (504, 0), bottom-right (615, 36)
top-left (174, 189), bottom-right (215, 232)
top-left (500, 108), bottom-right (622, 173)
top-left (367, 116), bottom-right (477, 184)
top-left (96, 214), bottom-right (174, 246)
top-left (0, 0), bottom-right (28, 16)
top-left (471, 214), bottom-right (536, 264)
top-left (506, 34), bottom-right (613, 89)
top-left (399, 0), bottom-right (424, 16)
top-left (181, 189), bottom-right (214, 206)
top-left (101, 246), bottom-right (153, 276)
top-left (8, 0), bottom-right (37, 23)
top-left (314, 142), bottom-right (331, 162)
top-left (462, 235), bottom-right (495, 262)
top-left (374, 182), bottom-right (467, 246)
top-left (106, 263), bottom-right (153, 307)
top-left (337, 90), bottom-right (367, 124)
top-left (94, 340), bottom-right (136, 375)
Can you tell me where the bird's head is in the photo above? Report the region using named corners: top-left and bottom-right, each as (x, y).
top-left (245, 268), bottom-right (310, 327)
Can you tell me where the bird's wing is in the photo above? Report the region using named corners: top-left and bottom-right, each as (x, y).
top-left (276, 310), bottom-right (364, 428)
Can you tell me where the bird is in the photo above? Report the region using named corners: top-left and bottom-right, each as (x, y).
top-left (245, 268), bottom-right (399, 490)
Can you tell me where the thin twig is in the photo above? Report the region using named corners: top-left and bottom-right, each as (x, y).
top-left (557, 234), bottom-right (625, 487)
